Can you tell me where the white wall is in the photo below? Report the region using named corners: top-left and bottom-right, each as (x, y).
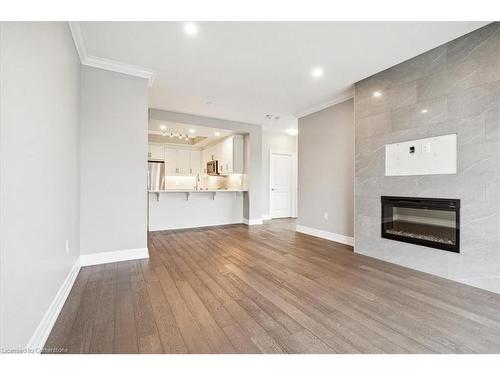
top-left (262, 132), bottom-right (297, 218)
top-left (79, 66), bottom-right (149, 255)
top-left (298, 99), bottom-right (354, 238)
top-left (0, 23), bottom-right (80, 349)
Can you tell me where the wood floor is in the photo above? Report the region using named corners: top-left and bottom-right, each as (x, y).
top-left (44, 219), bottom-right (500, 353)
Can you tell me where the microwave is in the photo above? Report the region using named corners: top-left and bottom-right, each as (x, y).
top-left (207, 160), bottom-right (219, 175)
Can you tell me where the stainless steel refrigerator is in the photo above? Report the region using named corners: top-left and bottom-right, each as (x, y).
top-left (148, 161), bottom-right (165, 191)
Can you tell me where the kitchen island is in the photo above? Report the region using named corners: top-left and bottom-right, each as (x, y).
top-left (148, 189), bottom-right (247, 231)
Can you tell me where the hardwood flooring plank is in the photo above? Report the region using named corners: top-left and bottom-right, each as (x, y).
top-left (139, 257), bottom-right (188, 353)
top-left (89, 262), bottom-right (118, 353)
top-left (65, 265), bottom-right (105, 353)
top-left (153, 260), bottom-right (213, 353)
top-left (113, 261), bottom-right (139, 353)
top-left (43, 267), bottom-right (92, 353)
top-left (129, 260), bottom-right (163, 353)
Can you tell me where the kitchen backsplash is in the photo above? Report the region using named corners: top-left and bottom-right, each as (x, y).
top-left (165, 173), bottom-right (247, 190)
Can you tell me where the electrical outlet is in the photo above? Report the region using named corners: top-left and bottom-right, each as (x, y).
top-left (65, 240), bottom-right (70, 254)
top-left (323, 212), bottom-right (329, 220)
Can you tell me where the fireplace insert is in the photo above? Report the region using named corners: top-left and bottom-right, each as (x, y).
top-left (381, 196), bottom-right (460, 253)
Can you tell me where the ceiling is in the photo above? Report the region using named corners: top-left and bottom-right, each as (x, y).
top-left (148, 119), bottom-right (237, 148)
top-left (77, 22), bottom-right (488, 132)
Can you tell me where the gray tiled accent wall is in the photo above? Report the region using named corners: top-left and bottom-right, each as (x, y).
top-left (354, 22), bottom-right (500, 293)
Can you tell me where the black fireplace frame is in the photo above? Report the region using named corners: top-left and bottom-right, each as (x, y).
top-left (381, 196), bottom-right (460, 253)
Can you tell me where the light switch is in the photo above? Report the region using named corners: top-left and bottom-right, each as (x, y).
top-left (422, 142), bottom-right (431, 154)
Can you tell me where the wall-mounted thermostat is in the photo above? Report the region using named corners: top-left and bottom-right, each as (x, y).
top-left (385, 134), bottom-right (457, 176)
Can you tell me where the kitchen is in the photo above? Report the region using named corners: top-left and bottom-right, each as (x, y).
top-left (148, 118), bottom-right (249, 231)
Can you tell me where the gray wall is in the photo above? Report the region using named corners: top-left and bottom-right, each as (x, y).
top-left (0, 23), bottom-right (80, 348)
top-left (79, 66), bottom-right (149, 254)
top-left (354, 22), bottom-right (500, 293)
top-left (298, 99), bottom-right (354, 237)
top-left (262, 132), bottom-right (297, 218)
top-left (149, 109), bottom-right (264, 221)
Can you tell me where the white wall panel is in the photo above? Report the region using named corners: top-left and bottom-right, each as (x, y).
top-left (385, 134), bottom-right (457, 176)
top-left (148, 192), bottom-right (243, 231)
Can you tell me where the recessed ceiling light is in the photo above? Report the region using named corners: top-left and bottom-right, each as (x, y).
top-left (286, 129), bottom-right (298, 136)
top-left (183, 22), bottom-right (198, 36)
top-left (160, 125), bottom-right (166, 130)
top-left (189, 128), bottom-right (195, 134)
top-left (214, 132), bottom-right (220, 137)
top-left (373, 91), bottom-right (382, 97)
top-left (311, 67), bottom-right (324, 79)
top-left (169, 132), bottom-right (174, 138)
top-left (421, 109), bottom-right (428, 113)
top-left (206, 100), bottom-right (213, 105)
top-left (274, 116), bottom-right (280, 120)
top-left (265, 114), bottom-right (273, 119)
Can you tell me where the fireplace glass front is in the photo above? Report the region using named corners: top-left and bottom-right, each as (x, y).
top-left (381, 196), bottom-right (460, 253)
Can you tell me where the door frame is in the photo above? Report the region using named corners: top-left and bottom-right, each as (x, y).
top-left (269, 149), bottom-right (298, 219)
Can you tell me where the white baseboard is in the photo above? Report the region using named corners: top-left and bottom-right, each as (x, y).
top-left (27, 258), bottom-right (81, 352)
top-left (296, 225), bottom-right (354, 246)
top-left (261, 214), bottom-right (271, 221)
top-left (79, 247), bottom-right (149, 267)
top-left (242, 218), bottom-right (264, 225)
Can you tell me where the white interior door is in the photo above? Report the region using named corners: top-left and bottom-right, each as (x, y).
top-left (270, 152), bottom-right (292, 219)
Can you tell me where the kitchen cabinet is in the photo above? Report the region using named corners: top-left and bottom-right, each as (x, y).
top-left (148, 144), bottom-right (164, 161)
top-left (177, 149), bottom-right (191, 174)
top-left (200, 135), bottom-right (244, 175)
top-left (201, 148), bottom-right (211, 174)
top-left (164, 147), bottom-right (178, 175)
top-left (190, 150), bottom-right (201, 175)
top-left (219, 135), bottom-right (244, 175)
top-left (164, 146), bottom-right (201, 176)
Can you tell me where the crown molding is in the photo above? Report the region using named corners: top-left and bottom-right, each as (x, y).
top-left (83, 56), bottom-right (155, 87)
top-left (68, 21), bottom-right (87, 62)
top-left (295, 89), bottom-right (354, 119)
top-left (68, 22), bottom-right (155, 88)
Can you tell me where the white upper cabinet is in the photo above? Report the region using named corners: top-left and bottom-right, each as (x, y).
top-left (177, 149), bottom-right (191, 174)
top-left (201, 148), bottom-right (211, 174)
top-left (219, 135), bottom-right (244, 175)
top-left (148, 144), bottom-right (164, 161)
top-left (200, 135), bottom-right (244, 175)
top-left (190, 150), bottom-right (201, 175)
top-left (162, 146), bottom-right (201, 176)
top-left (164, 147), bottom-right (178, 175)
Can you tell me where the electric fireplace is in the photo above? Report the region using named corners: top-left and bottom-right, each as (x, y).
top-left (381, 196), bottom-right (460, 253)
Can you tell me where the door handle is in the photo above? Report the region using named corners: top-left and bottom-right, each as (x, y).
top-left (272, 188), bottom-right (277, 191)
